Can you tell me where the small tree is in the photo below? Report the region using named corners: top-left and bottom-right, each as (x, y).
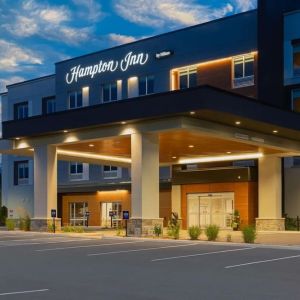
top-left (167, 212), bottom-right (180, 239)
top-left (0, 206), bottom-right (8, 226)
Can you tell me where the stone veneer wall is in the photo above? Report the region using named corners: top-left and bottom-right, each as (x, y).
top-left (127, 218), bottom-right (164, 237)
top-left (256, 218), bottom-right (285, 231)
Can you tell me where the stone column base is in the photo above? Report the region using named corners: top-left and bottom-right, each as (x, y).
top-left (127, 218), bottom-right (164, 237)
top-left (255, 218), bottom-right (285, 231)
top-left (31, 218), bottom-right (61, 232)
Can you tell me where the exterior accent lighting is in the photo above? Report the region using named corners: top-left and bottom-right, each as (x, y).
top-left (179, 153), bottom-right (263, 164)
top-left (273, 130), bottom-right (278, 134)
top-left (190, 111), bottom-right (196, 115)
top-left (235, 121), bottom-right (241, 125)
top-left (63, 130), bottom-right (68, 133)
top-left (188, 145), bottom-right (194, 148)
top-left (88, 144), bottom-right (95, 147)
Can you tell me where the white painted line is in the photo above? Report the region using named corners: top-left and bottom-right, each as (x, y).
top-left (0, 238), bottom-right (96, 248)
top-left (225, 254), bottom-right (300, 269)
top-left (36, 240), bottom-right (145, 252)
top-left (0, 289), bottom-right (49, 296)
top-left (152, 247), bottom-right (255, 262)
top-left (88, 243), bottom-right (199, 256)
top-left (0, 237), bottom-right (69, 243)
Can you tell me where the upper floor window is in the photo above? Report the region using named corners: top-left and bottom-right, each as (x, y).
top-left (139, 75), bottom-right (154, 95)
top-left (292, 89), bottom-right (300, 112)
top-left (179, 67), bottom-right (197, 89)
top-left (70, 162), bottom-right (83, 174)
top-left (233, 54), bottom-right (254, 88)
top-left (42, 96), bottom-right (56, 115)
top-left (69, 90), bottom-right (82, 109)
top-left (14, 102), bottom-right (28, 120)
top-left (14, 160), bottom-right (29, 185)
top-left (102, 82), bottom-right (118, 102)
top-left (103, 165), bottom-right (120, 179)
top-left (293, 41), bottom-right (300, 76)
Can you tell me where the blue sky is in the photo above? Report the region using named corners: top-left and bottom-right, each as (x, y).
top-left (0, 0), bottom-right (257, 92)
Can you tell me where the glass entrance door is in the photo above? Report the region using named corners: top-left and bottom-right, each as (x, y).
top-left (101, 202), bottom-right (122, 228)
top-left (187, 193), bottom-right (234, 228)
top-left (69, 202), bottom-right (88, 226)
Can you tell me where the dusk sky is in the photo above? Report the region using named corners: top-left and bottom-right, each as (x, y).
top-left (0, 0), bottom-right (257, 92)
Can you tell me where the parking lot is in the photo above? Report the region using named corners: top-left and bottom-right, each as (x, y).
top-left (0, 231), bottom-right (300, 299)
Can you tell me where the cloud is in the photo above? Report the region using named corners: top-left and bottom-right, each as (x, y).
top-left (1, 0), bottom-right (93, 46)
top-left (0, 76), bottom-right (26, 93)
top-left (114, 0), bottom-right (234, 28)
top-left (232, 0), bottom-right (257, 12)
top-left (0, 39), bottom-right (42, 72)
top-left (107, 33), bottom-right (137, 45)
top-left (72, 0), bottom-right (104, 21)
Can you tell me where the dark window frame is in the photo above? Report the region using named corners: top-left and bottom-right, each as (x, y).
top-left (138, 75), bottom-right (154, 96)
top-left (14, 160), bottom-right (29, 185)
top-left (42, 96), bottom-right (56, 115)
top-left (14, 101), bottom-right (29, 120)
top-left (68, 90), bottom-right (83, 109)
top-left (102, 81), bottom-right (118, 102)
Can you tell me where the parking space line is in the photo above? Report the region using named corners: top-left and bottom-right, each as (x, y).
top-left (151, 247), bottom-right (255, 262)
top-left (225, 254), bottom-right (300, 269)
top-left (36, 240), bottom-right (146, 252)
top-left (0, 289), bottom-right (49, 296)
top-left (0, 238), bottom-right (96, 248)
top-left (0, 237), bottom-right (71, 243)
top-left (88, 243), bottom-right (199, 256)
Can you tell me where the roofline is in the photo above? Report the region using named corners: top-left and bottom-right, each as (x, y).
top-left (55, 9), bottom-right (257, 66)
top-left (0, 92), bottom-right (8, 96)
top-left (6, 74), bottom-right (55, 89)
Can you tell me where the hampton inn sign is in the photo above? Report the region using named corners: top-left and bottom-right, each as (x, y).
top-left (65, 51), bottom-right (149, 84)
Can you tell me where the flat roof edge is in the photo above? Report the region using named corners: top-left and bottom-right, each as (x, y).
top-left (6, 74), bottom-right (55, 89)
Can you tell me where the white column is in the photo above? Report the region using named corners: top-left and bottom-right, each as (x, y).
top-left (131, 132), bottom-right (159, 219)
top-left (257, 156), bottom-right (284, 230)
top-left (34, 145), bottom-right (57, 219)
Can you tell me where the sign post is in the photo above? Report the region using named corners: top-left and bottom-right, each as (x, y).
top-left (109, 211), bottom-right (114, 228)
top-left (85, 211), bottom-right (90, 227)
top-left (122, 211), bottom-right (130, 237)
top-left (51, 209), bottom-right (56, 234)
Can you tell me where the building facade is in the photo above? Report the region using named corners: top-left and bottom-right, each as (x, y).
top-left (1, 0), bottom-right (300, 234)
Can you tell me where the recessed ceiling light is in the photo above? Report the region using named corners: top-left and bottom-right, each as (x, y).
top-left (188, 145), bottom-right (194, 148)
top-left (15, 137), bottom-right (20, 140)
top-left (190, 111), bottom-right (196, 115)
top-left (89, 144), bottom-right (95, 147)
top-left (273, 130), bottom-right (278, 134)
top-left (121, 121), bottom-right (126, 125)
top-left (172, 156), bottom-right (177, 159)
top-left (63, 130), bottom-right (68, 133)
top-left (237, 176), bottom-right (241, 179)
top-left (226, 151), bottom-right (232, 154)
top-left (235, 121), bottom-right (241, 125)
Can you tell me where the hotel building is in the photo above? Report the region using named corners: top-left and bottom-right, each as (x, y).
top-left (1, 0), bottom-right (300, 234)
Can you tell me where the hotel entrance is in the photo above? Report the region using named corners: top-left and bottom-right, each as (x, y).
top-left (187, 192), bottom-right (234, 228)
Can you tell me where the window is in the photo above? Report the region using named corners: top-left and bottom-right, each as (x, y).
top-left (14, 102), bottom-right (28, 120)
top-left (139, 75), bottom-right (154, 95)
top-left (69, 90), bottom-right (83, 109)
top-left (69, 202), bottom-right (88, 226)
top-left (292, 89), bottom-right (300, 112)
top-left (293, 41), bottom-right (300, 76)
top-left (42, 96), bottom-right (56, 114)
top-left (233, 54), bottom-right (254, 88)
top-left (14, 161), bottom-right (29, 185)
top-left (102, 82), bottom-right (118, 102)
top-left (103, 165), bottom-right (119, 179)
top-left (70, 162), bottom-right (83, 174)
top-left (178, 67), bottom-right (197, 89)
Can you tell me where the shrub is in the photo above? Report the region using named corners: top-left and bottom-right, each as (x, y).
top-left (205, 224), bottom-right (219, 241)
top-left (167, 212), bottom-right (180, 239)
top-left (153, 224), bottom-right (162, 237)
top-left (6, 219), bottom-right (15, 231)
top-left (48, 223), bottom-right (55, 233)
top-left (0, 206), bottom-right (8, 226)
top-left (18, 217), bottom-right (25, 230)
top-left (188, 226), bottom-right (201, 240)
top-left (62, 225), bottom-right (84, 233)
top-left (242, 226), bottom-right (257, 243)
top-left (232, 210), bottom-right (241, 231)
top-left (23, 215), bottom-right (31, 231)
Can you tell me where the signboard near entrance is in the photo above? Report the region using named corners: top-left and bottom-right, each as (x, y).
top-left (51, 209), bottom-right (57, 218)
top-left (123, 211), bottom-right (129, 220)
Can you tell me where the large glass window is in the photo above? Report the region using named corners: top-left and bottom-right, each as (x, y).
top-left (69, 202), bottom-right (88, 226)
top-left (101, 202), bottom-right (122, 228)
top-left (14, 161), bottom-right (29, 185)
top-left (139, 75), bottom-right (154, 95)
top-left (178, 67), bottom-right (197, 89)
top-left (233, 54), bottom-right (254, 88)
top-left (14, 102), bottom-right (28, 120)
top-left (42, 96), bottom-right (56, 114)
top-left (69, 90), bottom-right (83, 109)
top-left (293, 42), bottom-right (300, 76)
top-left (102, 82), bottom-right (118, 102)
top-left (292, 89), bottom-right (300, 112)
